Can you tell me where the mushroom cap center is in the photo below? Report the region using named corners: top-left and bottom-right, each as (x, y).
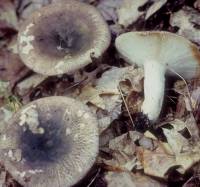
top-left (18, 107), bottom-right (72, 168)
top-left (33, 11), bottom-right (93, 59)
top-left (20, 118), bottom-right (71, 165)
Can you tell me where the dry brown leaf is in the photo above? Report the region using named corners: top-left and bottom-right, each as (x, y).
top-left (96, 66), bottom-right (143, 95)
top-left (144, 131), bottom-right (158, 140)
top-left (185, 115), bottom-right (200, 141)
top-left (97, 0), bottom-right (121, 22)
top-left (96, 67), bottom-right (143, 130)
top-left (141, 146), bottom-right (177, 178)
top-left (191, 87), bottom-right (200, 110)
top-left (170, 6), bottom-right (200, 45)
top-left (18, 0), bottom-right (50, 20)
top-left (0, 0), bottom-right (18, 29)
top-left (139, 119), bottom-right (200, 178)
top-left (0, 81), bottom-right (10, 97)
top-left (194, 0), bottom-right (200, 10)
top-left (117, 0), bottom-right (148, 27)
top-left (138, 136), bottom-right (155, 151)
top-left (100, 131), bottom-right (142, 171)
top-left (162, 127), bottom-right (190, 155)
top-left (105, 171), bottom-right (166, 187)
top-left (74, 66), bottom-right (143, 132)
top-left (15, 74), bottom-right (47, 97)
top-left (165, 118), bottom-right (199, 141)
top-left (73, 84), bottom-right (120, 133)
top-left (0, 170), bottom-right (6, 187)
top-left (168, 119), bottom-right (187, 131)
top-left (145, 0), bottom-right (167, 20)
top-left (176, 145), bottom-right (200, 174)
top-left (0, 106), bottom-right (13, 132)
top-left (7, 36), bottom-right (18, 54)
top-left (0, 50), bottom-right (27, 81)
top-left (126, 91), bottom-right (143, 114)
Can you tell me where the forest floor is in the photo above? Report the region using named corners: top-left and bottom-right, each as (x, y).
top-left (0, 0), bottom-right (200, 187)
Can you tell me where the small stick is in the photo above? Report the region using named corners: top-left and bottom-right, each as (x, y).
top-left (87, 168), bottom-right (101, 187)
top-left (118, 85), bottom-right (135, 128)
top-left (169, 68), bottom-right (200, 139)
top-left (169, 68), bottom-right (193, 111)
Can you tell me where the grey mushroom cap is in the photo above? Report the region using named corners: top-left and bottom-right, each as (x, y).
top-left (18, 0), bottom-right (111, 76)
top-left (0, 96), bottom-right (99, 187)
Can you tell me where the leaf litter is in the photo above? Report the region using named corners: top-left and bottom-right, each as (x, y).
top-left (0, 0), bottom-right (200, 187)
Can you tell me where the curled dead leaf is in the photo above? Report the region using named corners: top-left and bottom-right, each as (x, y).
top-left (99, 131), bottom-right (142, 171)
top-left (170, 6), bottom-right (200, 45)
top-left (105, 171), bottom-right (166, 187)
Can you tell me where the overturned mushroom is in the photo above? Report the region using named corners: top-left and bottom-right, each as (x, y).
top-left (0, 96), bottom-right (99, 187)
top-left (115, 31), bottom-right (200, 121)
top-left (18, 0), bottom-right (111, 75)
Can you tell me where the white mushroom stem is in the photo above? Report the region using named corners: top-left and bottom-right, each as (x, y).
top-left (141, 61), bottom-right (166, 121)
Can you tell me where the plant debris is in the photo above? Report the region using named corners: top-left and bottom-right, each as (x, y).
top-left (0, 0), bottom-right (199, 186)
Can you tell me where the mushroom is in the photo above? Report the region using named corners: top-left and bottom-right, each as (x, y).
top-left (115, 31), bottom-right (200, 121)
top-left (18, 0), bottom-right (111, 75)
top-left (0, 96), bottom-right (99, 187)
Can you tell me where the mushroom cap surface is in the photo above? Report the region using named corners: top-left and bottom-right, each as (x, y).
top-left (0, 96), bottom-right (99, 187)
top-left (115, 31), bottom-right (200, 79)
top-left (18, 0), bottom-right (111, 75)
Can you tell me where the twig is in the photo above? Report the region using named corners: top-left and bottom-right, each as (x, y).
top-left (183, 174), bottom-right (200, 187)
top-left (118, 85), bottom-right (135, 128)
top-left (87, 168), bottom-right (101, 187)
top-left (65, 77), bottom-right (88, 91)
top-left (168, 68), bottom-right (193, 111)
top-left (169, 68), bottom-right (200, 140)
top-left (166, 95), bottom-right (177, 104)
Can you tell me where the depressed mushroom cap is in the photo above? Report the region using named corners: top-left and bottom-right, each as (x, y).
top-left (0, 96), bottom-right (99, 187)
top-left (115, 31), bottom-right (200, 79)
top-left (18, 0), bottom-right (111, 75)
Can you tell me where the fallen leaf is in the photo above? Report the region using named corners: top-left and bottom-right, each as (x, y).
top-left (191, 87), bottom-right (200, 110)
top-left (0, 50), bottom-right (28, 82)
top-left (97, 0), bottom-right (121, 23)
top-left (117, 0), bottom-right (148, 27)
top-left (145, 0), bottom-right (167, 20)
top-left (139, 121), bottom-right (200, 178)
top-left (141, 146), bottom-right (177, 178)
top-left (74, 66), bottom-right (143, 132)
top-left (96, 66), bottom-right (143, 95)
top-left (0, 170), bottom-right (6, 186)
top-left (168, 119), bottom-right (187, 131)
top-left (138, 136), bottom-right (155, 151)
top-left (78, 85), bottom-right (104, 109)
top-left (0, 106), bottom-right (13, 132)
top-left (183, 175), bottom-right (200, 187)
top-left (194, 0), bottom-right (200, 10)
top-left (126, 91), bottom-right (143, 114)
top-left (15, 73), bottom-right (47, 97)
top-left (105, 171), bottom-right (166, 187)
top-left (17, 0), bottom-right (50, 20)
top-left (170, 6), bottom-right (200, 45)
top-left (0, 0), bottom-right (18, 29)
top-left (185, 115), bottom-right (200, 141)
top-left (100, 131), bottom-right (142, 171)
top-left (162, 127), bottom-right (189, 155)
top-left (0, 81), bottom-right (10, 98)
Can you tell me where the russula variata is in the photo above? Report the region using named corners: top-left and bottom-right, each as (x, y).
top-left (115, 31), bottom-right (200, 121)
top-left (0, 96), bottom-right (99, 187)
top-left (18, 0), bottom-right (110, 75)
